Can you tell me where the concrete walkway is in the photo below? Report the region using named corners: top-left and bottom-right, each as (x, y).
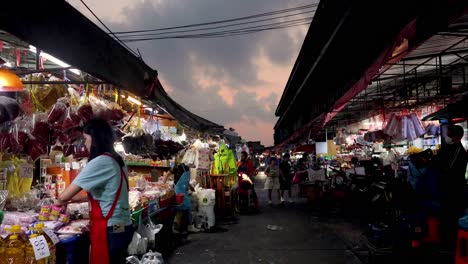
top-left (167, 175), bottom-right (364, 264)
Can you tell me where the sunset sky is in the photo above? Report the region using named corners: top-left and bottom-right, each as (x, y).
top-left (68, 0), bottom-right (315, 146)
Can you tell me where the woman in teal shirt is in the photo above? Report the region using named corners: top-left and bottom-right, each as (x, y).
top-left (57, 118), bottom-right (132, 264)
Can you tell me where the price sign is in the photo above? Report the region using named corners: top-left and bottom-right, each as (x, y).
top-left (43, 228), bottom-right (60, 245)
top-left (64, 163), bottom-right (71, 171)
top-left (19, 164), bottom-right (34, 178)
top-left (29, 235), bottom-right (50, 260)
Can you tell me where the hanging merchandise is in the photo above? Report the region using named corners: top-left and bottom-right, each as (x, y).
top-left (383, 114), bottom-right (398, 136)
top-left (398, 115), bottom-right (408, 140)
top-left (212, 142), bottom-right (237, 176)
top-left (410, 113), bottom-right (426, 137)
top-left (406, 118), bottom-right (417, 141)
top-left (425, 124), bottom-right (440, 136)
top-left (77, 104), bottom-right (93, 123)
top-left (122, 127), bottom-right (155, 157)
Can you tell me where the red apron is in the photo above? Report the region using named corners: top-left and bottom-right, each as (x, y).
top-left (89, 154), bottom-right (128, 264)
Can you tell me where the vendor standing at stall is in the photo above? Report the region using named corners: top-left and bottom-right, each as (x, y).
top-left (56, 118), bottom-right (132, 264)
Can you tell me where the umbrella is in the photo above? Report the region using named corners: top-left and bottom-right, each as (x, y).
top-left (294, 144), bottom-right (315, 153)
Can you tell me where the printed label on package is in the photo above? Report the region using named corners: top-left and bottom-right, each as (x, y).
top-left (43, 228), bottom-right (60, 245)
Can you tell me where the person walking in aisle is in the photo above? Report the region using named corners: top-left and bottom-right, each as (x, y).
top-left (265, 157), bottom-right (281, 205)
top-left (279, 153), bottom-right (293, 204)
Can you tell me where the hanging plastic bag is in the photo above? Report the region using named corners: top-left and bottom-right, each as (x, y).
top-left (406, 118), bottom-right (418, 141)
top-left (383, 114), bottom-right (397, 136)
top-left (127, 231), bottom-right (144, 255)
top-left (410, 113), bottom-right (425, 137)
top-left (77, 104), bottom-right (94, 123)
top-left (47, 102), bottom-right (67, 124)
top-left (141, 250), bottom-right (164, 264)
top-left (397, 115), bottom-right (407, 139)
top-left (62, 107), bottom-right (81, 131)
top-left (9, 120), bottom-right (30, 155)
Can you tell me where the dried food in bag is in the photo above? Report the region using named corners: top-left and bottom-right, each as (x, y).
top-left (96, 108), bottom-right (125, 122)
top-left (62, 108), bottom-right (81, 130)
top-left (0, 133), bottom-right (11, 152)
top-left (28, 139), bottom-right (48, 161)
top-left (73, 143), bottom-right (89, 159)
top-left (77, 104), bottom-right (94, 123)
top-left (31, 121), bottom-right (51, 142)
top-left (10, 131), bottom-right (29, 155)
top-left (47, 103), bottom-right (67, 124)
top-left (63, 145), bottom-right (75, 157)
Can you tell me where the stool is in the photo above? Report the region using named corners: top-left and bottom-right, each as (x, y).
top-left (456, 229), bottom-right (468, 264)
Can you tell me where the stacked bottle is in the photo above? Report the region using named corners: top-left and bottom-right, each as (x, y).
top-left (24, 234), bottom-right (45, 264)
top-left (4, 225), bottom-right (26, 264)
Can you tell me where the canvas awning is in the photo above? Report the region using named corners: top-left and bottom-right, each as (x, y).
top-left (0, 0), bottom-right (224, 134)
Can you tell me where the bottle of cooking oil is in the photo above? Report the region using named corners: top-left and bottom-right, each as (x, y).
top-left (0, 234), bottom-right (6, 261)
top-left (34, 223), bottom-right (54, 264)
top-left (25, 234), bottom-right (46, 264)
top-left (4, 234), bottom-right (25, 264)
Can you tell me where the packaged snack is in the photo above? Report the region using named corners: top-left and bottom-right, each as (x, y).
top-left (59, 214), bottom-right (69, 224)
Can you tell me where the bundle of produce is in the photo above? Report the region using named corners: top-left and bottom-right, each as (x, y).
top-left (154, 139), bottom-right (184, 159)
top-left (122, 127), bottom-right (155, 156)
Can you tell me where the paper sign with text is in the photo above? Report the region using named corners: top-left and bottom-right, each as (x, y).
top-left (29, 235), bottom-right (50, 260)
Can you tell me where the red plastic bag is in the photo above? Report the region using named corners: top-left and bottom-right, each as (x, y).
top-left (293, 172), bottom-right (301, 184)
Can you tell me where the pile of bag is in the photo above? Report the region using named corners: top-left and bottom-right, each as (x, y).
top-left (190, 184), bottom-right (216, 230)
top-left (128, 216), bottom-right (163, 256)
top-left (126, 251), bottom-right (164, 264)
top-left (383, 113), bottom-right (426, 141)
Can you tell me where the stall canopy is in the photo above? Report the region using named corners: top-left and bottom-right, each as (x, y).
top-left (0, 0), bottom-right (224, 134)
top-left (274, 0), bottom-right (468, 146)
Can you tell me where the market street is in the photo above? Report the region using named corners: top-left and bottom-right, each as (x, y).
top-left (167, 175), bottom-right (365, 264)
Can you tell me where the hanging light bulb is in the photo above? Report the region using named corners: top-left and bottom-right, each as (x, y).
top-left (0, 68), bottom-right (23, 92)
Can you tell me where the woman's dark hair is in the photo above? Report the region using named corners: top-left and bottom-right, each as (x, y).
top-left (83, 118), bottom-right (124, 167)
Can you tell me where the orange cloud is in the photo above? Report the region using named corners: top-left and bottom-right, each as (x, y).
top-left (227, 119), bottom-right (277, 146)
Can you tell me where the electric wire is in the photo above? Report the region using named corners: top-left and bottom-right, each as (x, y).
top-left (119, 18), bottom-right (312, 42)
top-left (79, 0), bottom-right (139, 57)
top-left (113, 3), bottom-right (318, 35)
top-left (115, 9), bottom-right (315, 39)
